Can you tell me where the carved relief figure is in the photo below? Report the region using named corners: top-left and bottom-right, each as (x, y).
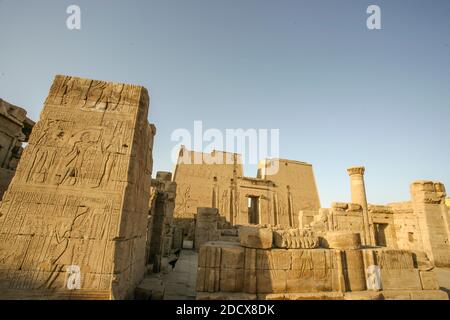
top-left (56, 129), bottom-right (101, 186)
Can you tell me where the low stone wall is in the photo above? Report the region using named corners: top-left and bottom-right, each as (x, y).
top-left (196, 225), bottom-right (448, 300)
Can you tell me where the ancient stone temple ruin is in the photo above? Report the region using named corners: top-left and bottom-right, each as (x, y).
top-left (191, 164), bottom-right (449, 299)
top-left (0, 99), bottom-right (34, 198)
top-left (173, 146), bottom-right (321, 240)
top-left (0, 75), bottom-right (155, 299)
top-left (196, 227), bottom-right (448, 300)
top-left (301, 167), bottom-right (450, 268)
top-left (0, 75), bottom-right (448, 300)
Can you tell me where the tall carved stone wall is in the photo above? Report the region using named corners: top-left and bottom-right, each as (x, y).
top-left (0, 75), bottom-right (154, 299)
top-left (259, 159), bottom-right (321, 227)
top-left (173, 147), bottom-right (242, 239)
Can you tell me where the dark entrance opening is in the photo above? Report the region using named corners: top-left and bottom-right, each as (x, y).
top-left (374, 223), bottom-right (388, 247)
top-left (248, 196), bottom-right (259, 225)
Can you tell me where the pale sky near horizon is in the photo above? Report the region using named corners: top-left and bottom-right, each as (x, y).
top-left (0, 0), bottom-right (449, 207)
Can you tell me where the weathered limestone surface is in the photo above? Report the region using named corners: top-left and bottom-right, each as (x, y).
top-left (0, 99), bottom-right (35, 198)
top-left (0, 75), bottom-right (154, 299)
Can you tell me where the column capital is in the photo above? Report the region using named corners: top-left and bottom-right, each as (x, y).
top-left (347, 166), bottom-right (365, 176)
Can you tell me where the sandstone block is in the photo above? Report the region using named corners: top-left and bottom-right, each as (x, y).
top-left (331, 202), bottom-right (348, 210)
top-left (195, 208), bottom-right (220, 250)
top-left (197, 292), bottom-right (257, 300)
top-left (344, 291), bottom-right (383, 300)
top-left (220, 244), bottom-right (245, 269)
top-left (196, 267), bottom-right (220, 293)
top-left (262, 292), bottom-right (344, 300)
top-left (377, 250), bottom-right (415, 270)
top-left (219, 268), bottom-right (244, 292)
top-left (344, 250), bottom-right (367, 292)
top-left (290, 249), bottom-right (335, 271)
top-left (256, 249), bottom-right (291, 270)
top-left (380, 269), bottom-right (422, 290)
top-left (273, 228), bottom-right (319, 249)
top-left (347, 203), bottom-right (363, 212)
top-left (413, 251), bottom-right (435, 271)
top-left (244, 248), bottom-right (257, 269)
top-left (291, 250), bottom-right (314, 271)
top-left (419, 271), bottom-right (439, 290)
top-left (311, 249), bottom-right (335, 269)
top-left (197, 242), bottom-right (222, 268)
top-left (256, 270), bottom-right (287, 293)
top-left (286, 269), bottom-right (333, 293)
top-left (381, 290), bottom-right (412, 300)
top-left (323, 232), bottom-right (361, 249)
top-left (243, 269), bottom-right (257, 294)
top-left (409, 290), bottom-right (449, 300)
top-left (239, 226), bottom-right (273, 249)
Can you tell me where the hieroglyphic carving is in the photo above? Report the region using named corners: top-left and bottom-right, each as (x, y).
top-left (376, 250), bottom-right (415, 270)
top-left (0, 75), bottom-right (153, 299)
top-left (174, 185), bottom-right (195, 218)
top-left (272, 228), bottom-right (319, 249)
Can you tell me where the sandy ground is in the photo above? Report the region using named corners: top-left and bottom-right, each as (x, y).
top-left (160, 249), bottom-right (198, 300)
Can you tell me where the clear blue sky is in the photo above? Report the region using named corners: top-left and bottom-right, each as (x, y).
top-left (1, 0), bottom-right (449, 207)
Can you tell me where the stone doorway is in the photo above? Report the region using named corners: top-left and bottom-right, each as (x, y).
top-left (374, 223), bottom-right (388, 247)
top-left (247, 196), bottom-right (260, 224)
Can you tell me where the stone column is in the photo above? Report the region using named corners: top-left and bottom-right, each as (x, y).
top-left (148, 172), bottom-right (177, 272)
top-left (347, 166), bottom-right (375, 246)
